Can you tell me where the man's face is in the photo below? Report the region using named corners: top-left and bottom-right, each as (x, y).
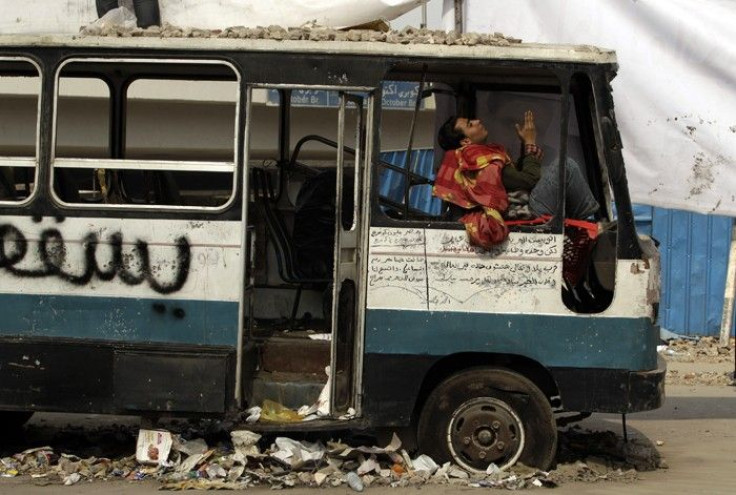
top-left (455, 118), bottom-right (488, 145)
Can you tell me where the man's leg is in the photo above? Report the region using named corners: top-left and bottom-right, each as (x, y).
top-left (96, 0), bottom-right (119, 17)
top-left (529, 158), bottom-right (599, 219)
top-left (563, 158), bottom-right (599, 219)
top-left (133, 0), bottom-right (161, 28)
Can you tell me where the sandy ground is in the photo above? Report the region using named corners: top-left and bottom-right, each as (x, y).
top-left (1, 339), bottom-right (734, 494)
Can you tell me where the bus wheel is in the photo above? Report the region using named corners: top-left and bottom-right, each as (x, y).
top-left (417, 368), bottom-right (557, 472)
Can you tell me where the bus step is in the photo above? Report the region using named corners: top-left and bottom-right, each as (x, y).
top-left (249, 371), bottom-right (326, 411)
top-left (259, 337), bottom-right (330, 374)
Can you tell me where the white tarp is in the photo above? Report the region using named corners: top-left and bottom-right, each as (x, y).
top-left (0, 0), bottom-right (425, 34)
top-left (446, 0), bottom-right (736, 216)
top-left (159, 0), bottom-right (425, 31)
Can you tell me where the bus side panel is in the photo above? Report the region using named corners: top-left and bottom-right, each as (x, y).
top-left (0, 216), bottom-right (241, 414)
top-left (0, 339), bottom-right (234, 414)
top-left (362, 226), bottom-right (663, 425)
top-left (361, 310), bottom-right (660, 426)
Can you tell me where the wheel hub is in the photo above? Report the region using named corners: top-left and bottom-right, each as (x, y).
top-left (446, 397), bottom-right (525, 472)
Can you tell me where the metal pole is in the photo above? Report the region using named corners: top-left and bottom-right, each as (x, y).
top-left (622, 414), bottom-right (628, 443)
top-left (421, 2), bottom-right (427, 29)
top-left (454, 0), bottom-right (464, 33)
top-left (719, 220), bottom-right (736, 347)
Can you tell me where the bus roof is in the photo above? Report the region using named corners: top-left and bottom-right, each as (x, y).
top-left (0, 33), bottom-right (617, 65)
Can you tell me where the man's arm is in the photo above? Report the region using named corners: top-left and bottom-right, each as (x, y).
top-left (503, 111), bottom-right (543, 191)
top-left (503, 145), bottom-right (541, 191)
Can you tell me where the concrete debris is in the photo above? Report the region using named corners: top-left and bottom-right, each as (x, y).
top-left (660, 336), bottom-right (734, 363)
top-left (660, 336), bottom-right (735, 386)
top-left (556, 426), bottom-right (665, 478)
top-left (78, 23), bottom-right (523, 47)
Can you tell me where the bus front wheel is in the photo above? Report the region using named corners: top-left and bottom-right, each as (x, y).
top-left (417, 368), bottom-right (557, 472)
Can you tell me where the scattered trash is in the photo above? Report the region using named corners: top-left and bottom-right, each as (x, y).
top-left (231, 430), bottom-right (262, 458)
top-left (346, 471), bottom-right (364, 492)
top-left (172, 436), bottom-right (208, 457)
top-left (357, 456), bottom-right (381, 475)
top-left (135, 429), bottom-right (173, 466)
top-left (260, 400), bottom-right (303, 423)
top-left (0, 415), bottom-right (672, 490)
top-left (63, 472), bottom-right (81, 485)
top-left (244, 406), bottom-right (261, 423)
top-left (485, 462), bottom-right (502, 475)
top-left (270, 437), bottom-right (326, 470)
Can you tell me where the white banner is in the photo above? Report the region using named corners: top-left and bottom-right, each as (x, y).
top-left (0, 0), bottom-right (425, 33)
top-left (447, 0), bottom-right (736, 216)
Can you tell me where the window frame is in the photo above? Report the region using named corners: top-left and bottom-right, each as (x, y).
top-left (50, 57), bottom-right (242, 212)
top-left (0, 56), bottom-right (42, 207)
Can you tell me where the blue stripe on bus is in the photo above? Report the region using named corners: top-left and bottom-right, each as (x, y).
top-left (0, 294), bottom-right (238, 346)
top-left (365, 309), bottom-right (658, 370)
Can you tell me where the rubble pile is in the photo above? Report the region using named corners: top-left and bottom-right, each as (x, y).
top-left (0, 424), bottom-right (665, 490)
top-left (556, 427), bottom-right (663, 476)
top-left (659, 336), bottom-right (735, 386)
top-left (79, 23), bottom-right (522, 47)
top-left (660, 336), bottom-right (734, 364)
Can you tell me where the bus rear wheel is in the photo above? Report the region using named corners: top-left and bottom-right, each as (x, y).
top-left (417, 368), bottom-right (557, 472)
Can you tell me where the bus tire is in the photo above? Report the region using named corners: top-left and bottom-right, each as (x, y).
top-left (417, 367), bottom-right (557, 472)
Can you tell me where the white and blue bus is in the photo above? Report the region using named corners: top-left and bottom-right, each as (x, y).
top-left (0, 33), bottom-right (663, 472)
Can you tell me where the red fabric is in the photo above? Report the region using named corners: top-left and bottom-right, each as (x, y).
top-left (461, 208), bottom-right (510, 248)
top-left (433, 144), bottom-right (512, 248)
top-left (433, 144), bottom-right (510, 210)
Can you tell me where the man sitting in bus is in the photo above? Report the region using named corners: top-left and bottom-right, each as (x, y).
top-left (433, 111), bottom-right (598, 248)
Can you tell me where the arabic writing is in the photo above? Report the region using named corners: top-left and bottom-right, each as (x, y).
top-left (429, 259), bottom-right (558, 288)
top-left (0, 223), bottom-right (190, 294)
top-left (433, 231), bottom-right (559, 258)
top-left (368, 255), bottom-right (426, 288)
top-left (369, 227), bottom-right (424, 249)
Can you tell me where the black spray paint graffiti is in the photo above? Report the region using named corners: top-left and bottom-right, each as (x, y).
top-left (0, 223), bottom-right (190, 295)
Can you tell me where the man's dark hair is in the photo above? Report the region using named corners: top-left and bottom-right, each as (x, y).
top-left (437, 116), bottom-right (465, 151)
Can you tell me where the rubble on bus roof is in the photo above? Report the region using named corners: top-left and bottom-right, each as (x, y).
top-left (79, 22), bottom-right (523, 47)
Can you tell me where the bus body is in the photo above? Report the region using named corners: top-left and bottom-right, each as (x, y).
top-left (0, 34), bottom-right (664, 471)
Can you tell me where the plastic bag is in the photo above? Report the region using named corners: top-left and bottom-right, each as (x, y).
top-left (260, 399), bottom-right (303, 423)
top-left (85, 6), bottom-right (138, 32)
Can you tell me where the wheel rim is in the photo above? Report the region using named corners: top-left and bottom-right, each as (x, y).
top-left (446, 396), bottom-right (525, 472)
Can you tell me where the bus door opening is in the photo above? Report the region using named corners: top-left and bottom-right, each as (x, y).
top-left (242, 87), bottom-right (368, 420)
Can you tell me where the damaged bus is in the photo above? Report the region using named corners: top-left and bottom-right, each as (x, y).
top-left (0, 33), bottom-right (664, 471)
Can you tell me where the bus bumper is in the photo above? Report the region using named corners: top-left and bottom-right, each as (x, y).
top-left (626, 355), bottom-right (666, 413)
top-left (552, 355), bottom-right (666, 414)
